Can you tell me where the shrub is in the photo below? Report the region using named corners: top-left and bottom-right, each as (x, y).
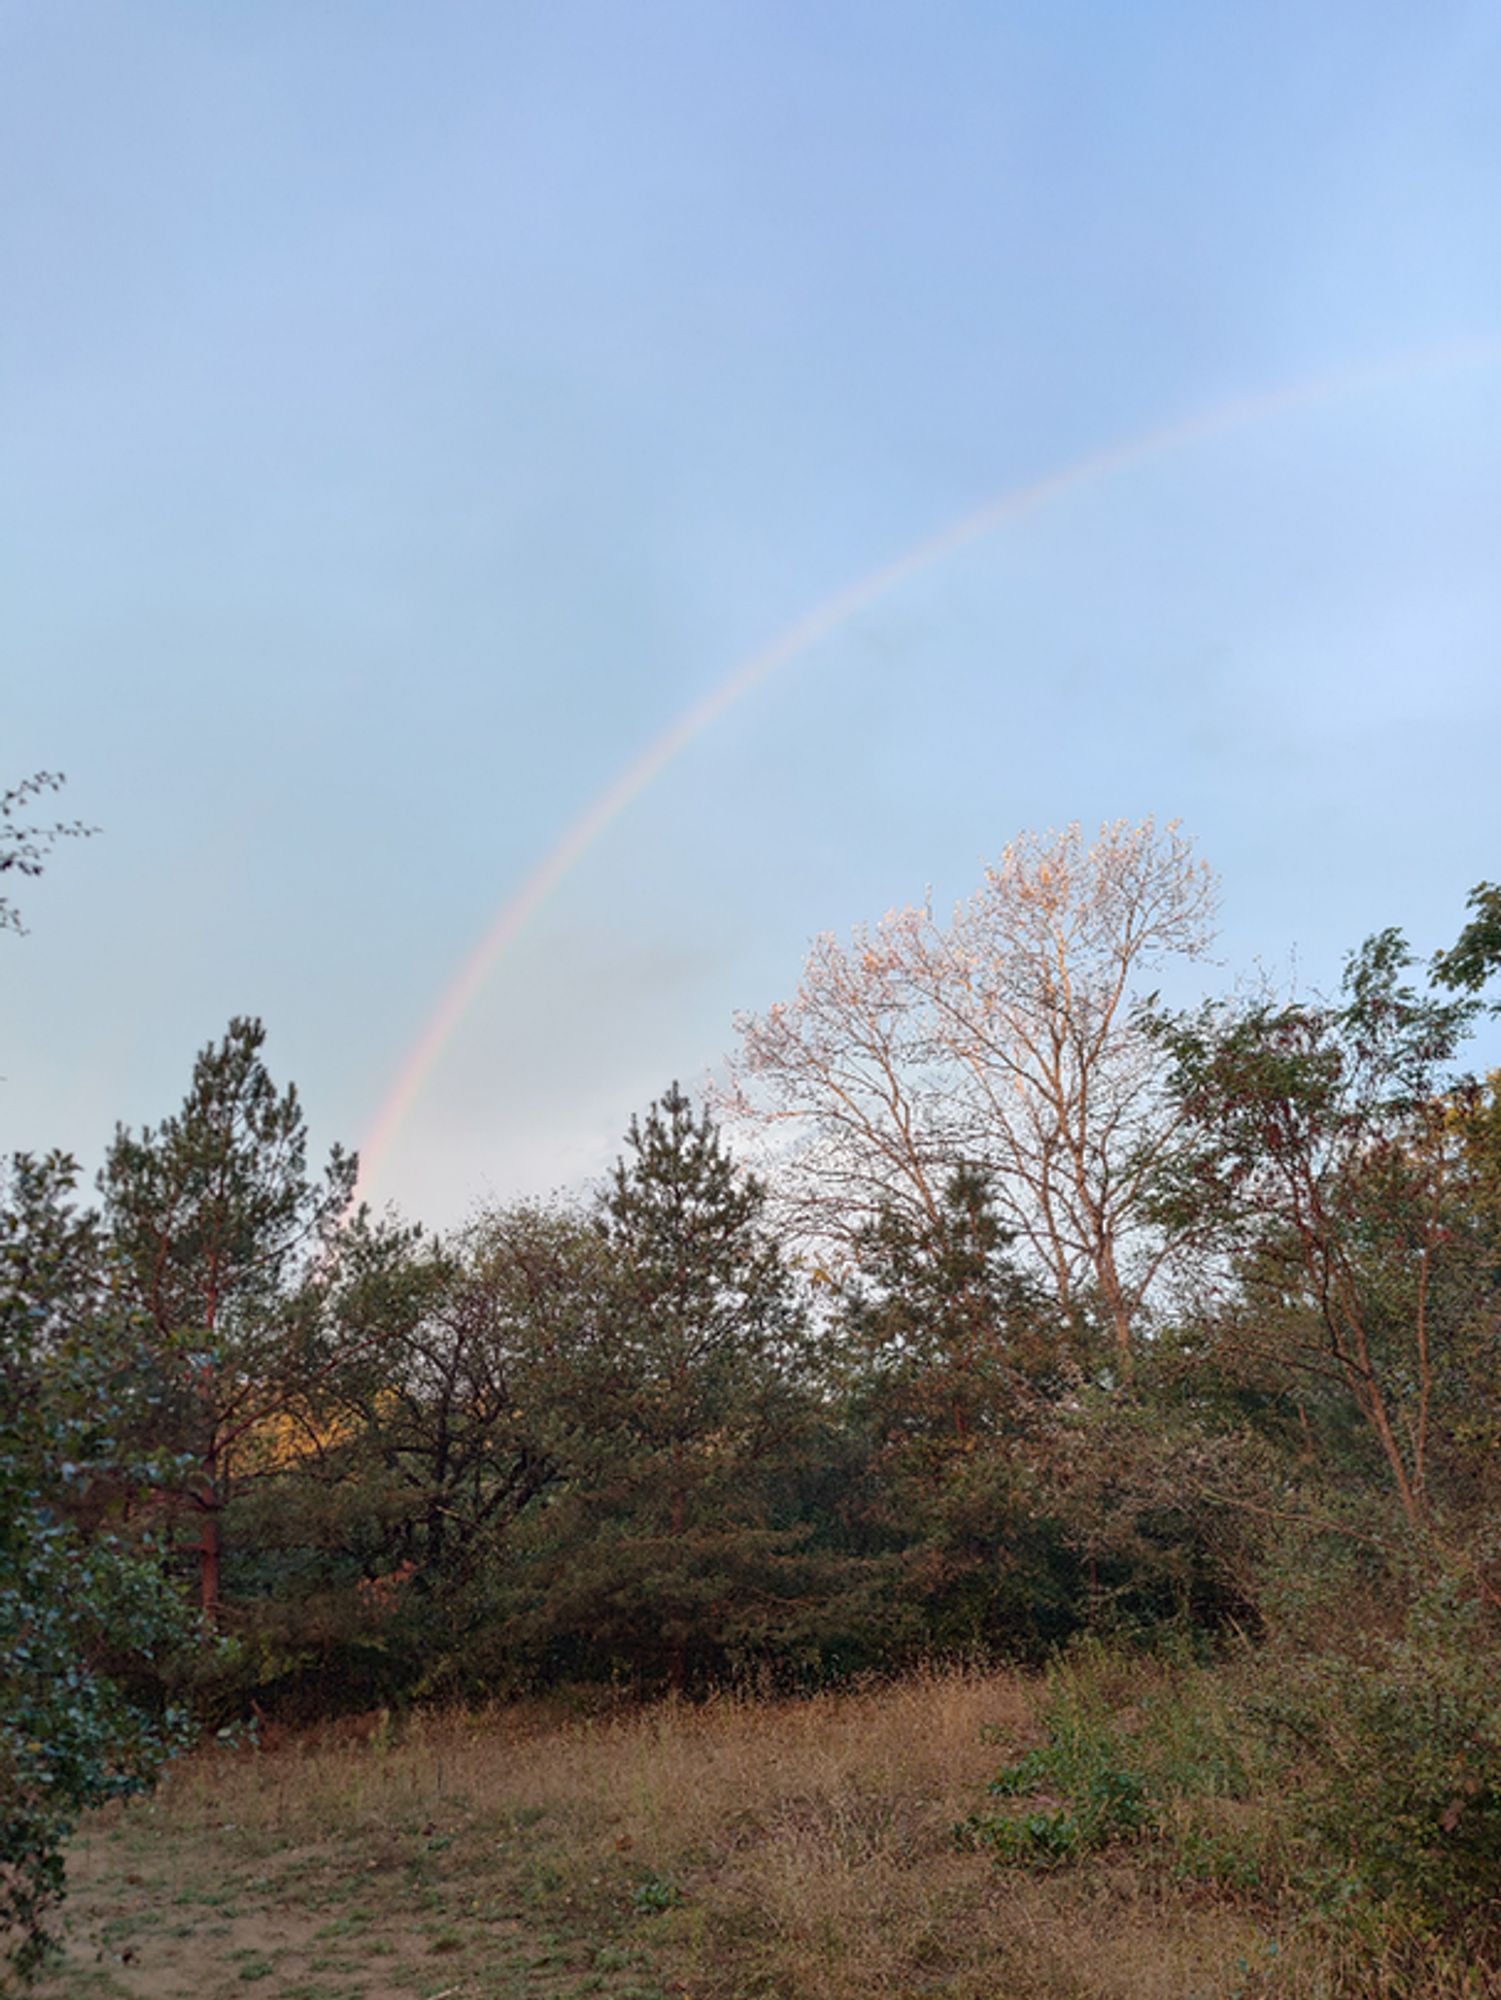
top-left (1, 1156), bottom-right (201, 1984)
top-left (962, 1600), bottom-right (1501, 1991)
top-left (957, 1642), bottom-right (1171, 1864)
top-left (1254, 1581), bottom-right (1501, 1936)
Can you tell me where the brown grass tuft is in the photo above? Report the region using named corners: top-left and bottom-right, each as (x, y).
top-left (42, 1666), bottom-right (1313, 2000)
top-left (123, 1664), bottom-right (1266, 1999)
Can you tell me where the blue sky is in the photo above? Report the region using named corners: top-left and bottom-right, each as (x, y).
top-left (4, 1), bottom-right (1500, 1222)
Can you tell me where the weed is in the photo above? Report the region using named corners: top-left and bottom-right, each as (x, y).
top-left (631, 1871), bottom-right (684, 1915)
top-left (958, 1649), bottom-right (1161, 1864)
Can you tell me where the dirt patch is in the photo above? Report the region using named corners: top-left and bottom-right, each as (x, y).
top-left (40, 1805), bottom-right (668, 2000)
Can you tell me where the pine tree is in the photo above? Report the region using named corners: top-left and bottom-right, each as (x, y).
top-left (512, 1084), bottom-right (821, 1688)
top-left (841, 1163), bottom-right (1055, 1456)
top-left (599, 1081), bottom-right (804, 1526)
top-left (99, 1017), bottom-right (355, 1618)
top-left (838, 1166), bottom-right (1082, 1653)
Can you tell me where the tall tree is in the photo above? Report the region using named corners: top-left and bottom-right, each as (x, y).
top-left (839, 1164), bottom-right (1059, 1456)
top-left (321, 1204), bottom-right (599, 1602)
top-left (836, 1166), bottom-right (1084, 1652)
top-left (99, 1018), bottom-right (355, 1619)
top-left (1145, 930), bottom-right (1496, 1576)
top-left (729, 819), bottom-right (1217, 1362)
top-left (513, 1085), bottom-right (822, 1689)
top-left (599, 1082), bottom-right (807, 1521)
top-left (189, 1204), bottom-right (609, 1711)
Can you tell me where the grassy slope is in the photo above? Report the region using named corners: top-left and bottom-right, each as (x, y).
top-left (34, 1668), bottom-right (1272, 2000)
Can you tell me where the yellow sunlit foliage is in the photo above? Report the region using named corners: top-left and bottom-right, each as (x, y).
top-left (235, 1403), bottom-right (363, 1475)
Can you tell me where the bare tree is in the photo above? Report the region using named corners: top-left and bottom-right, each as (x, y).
top-left (725, 820), bottom-right (1217, 1362)
top-left (724, 921), bottom-right (955, 1249)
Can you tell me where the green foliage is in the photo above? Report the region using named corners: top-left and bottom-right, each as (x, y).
top-left (1253, 1584), bottom-right (1501, 1933)
top-left (1433, 880), bottom-right (1501, 1005)
top-left (840, 1164), bottom-right (1067, 1435)
top-left (99, 1016), bottom-right (357, 1619)
top-left (1142, 930), bottom-right (1496, 1557)
top-left (494, 1084), bottom-right (840, 1689)
top-left (249, 1203), bottom-right (611, 1708)
top-left (1145, 929), bottom-right (1477, 1246)
top-left (101, 1015), bottom-right (355, 1345)
top-left (959, 1634), bottom-right (1297, 1895)
top-left (958, 1646), bottom-right (1166, 1864)
top-left (832, 1167), bottom-right (1092, 1659)
top-left (630, 1870), bottom-right (684, 1914)
top-left (0, 1155), bottom-right (198, 1985)
top-left (962, 1602), bottom-right (1501, 1973)
top-left (964, 1742), bottom-right (1152, 1865)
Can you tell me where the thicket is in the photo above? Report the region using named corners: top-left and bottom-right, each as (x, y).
top-left (5, 813), bottom-right (1501, 1989)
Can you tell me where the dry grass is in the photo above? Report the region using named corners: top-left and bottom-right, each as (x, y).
top-left (37, 1665), bottom-right (1281, 2000)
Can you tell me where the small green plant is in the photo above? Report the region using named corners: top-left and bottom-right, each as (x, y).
top-left (631, 1870), bottom-right (684, 1914)
top-left (958, 1643), bottom-right (1160, 1864)
top-left (959, 1728), bottom-right (1153, 1863)
top-left (958, 1640), bottom-right (1260, 1869)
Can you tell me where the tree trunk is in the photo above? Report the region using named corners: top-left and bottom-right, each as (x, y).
top-left (199, 1488), bottom-right (223, 1621)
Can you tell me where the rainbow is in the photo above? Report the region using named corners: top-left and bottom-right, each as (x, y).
top-left (355, 335), bottom-right (1499, 1207)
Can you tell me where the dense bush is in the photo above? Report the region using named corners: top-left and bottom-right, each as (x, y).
top-left (960, 1590), bottom-right (1501, 1991)
top-left (1254, 1583), bottom-right (1501, 1936)
top-left (0, 1157), bottom-right (198, 1985)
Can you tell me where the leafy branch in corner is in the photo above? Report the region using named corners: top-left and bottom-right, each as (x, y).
top-left (0, 774), bottom-right (96, 936)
